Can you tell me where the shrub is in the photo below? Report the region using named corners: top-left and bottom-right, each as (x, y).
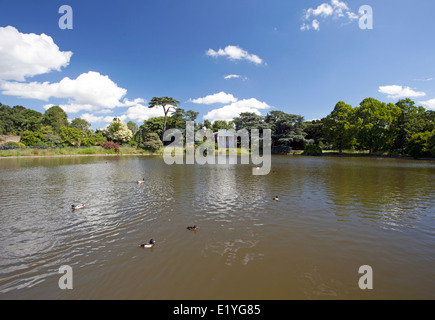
top-left (303, 144), bottom-right (323, 156)
top-left (140, 132), bottom-right (163, 152)
top-left (101, 141), bottom-right (120, 153)
top-left (272, 145), bottom-right (292, 154)
top-left (0, 142), bottom-right (26, 150)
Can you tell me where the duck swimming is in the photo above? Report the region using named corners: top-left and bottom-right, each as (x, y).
top-left (137, 178), bottom-right (145, 184)
top-left (186, 225), bottom-right (198, 231)
top-left (139, 239), bottom-right (155, 248)
top-left (72, 204), bottom-right (85, 210)
top-left (273, 196), bottom-right (279, 201)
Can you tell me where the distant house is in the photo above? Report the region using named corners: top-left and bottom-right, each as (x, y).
top-left (0, 135), bottom-right (21, 145)
top-left (213, 129), bottom-right (237, 149)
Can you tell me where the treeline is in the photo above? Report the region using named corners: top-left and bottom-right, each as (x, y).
top-left (1, 97), bottom-right (434, 158)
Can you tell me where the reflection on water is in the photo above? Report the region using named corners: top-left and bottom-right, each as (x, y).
top-left (0, 155), bottom-right (434, 299)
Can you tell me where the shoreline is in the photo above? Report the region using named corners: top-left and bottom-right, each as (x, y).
top-left (1, 152), bottom-right (433, 161)
top-left (0, 153), bottom-right (162, 160)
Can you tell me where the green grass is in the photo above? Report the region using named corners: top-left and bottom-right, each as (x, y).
top-left (0, 146), bottom-right (163, 158)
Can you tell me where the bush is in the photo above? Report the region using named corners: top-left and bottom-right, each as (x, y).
top-left (303, 144), bottom-right (323, 156)
top-left (272, 145), bottom-right (292, 154)
top-left (101, 141), bottom-right (120, 153)
top-left (0, 142), bottom-right (26, 150)
top-left (140, 132), bottom-right (163, 152)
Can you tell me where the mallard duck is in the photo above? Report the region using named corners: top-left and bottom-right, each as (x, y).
top-left (186, 225), bottom-right (198, 231)
top-left (137, 178), bottom-right (145, 184)
top-left (139, 239), bottom-right (155, 248)
top-left (72, 204), bottom-right (85, 210)
top-left (273, 196), bottom-right (279, 201)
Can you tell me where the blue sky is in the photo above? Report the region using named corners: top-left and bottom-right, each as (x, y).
top-left (0, 0), bottom-right (434, 129)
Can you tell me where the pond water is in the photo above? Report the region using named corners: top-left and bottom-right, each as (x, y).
top-left (0, 155), bottom-right (434, 299)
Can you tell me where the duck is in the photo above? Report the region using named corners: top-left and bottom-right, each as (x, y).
top-left (72, 204), bottom-right (85, 210)
top-left (186, 225), bottom-right (198, 231)
top-left (273, 196), bottom-right (279, 201)
top-left (139, 239), bottom-right (155, 248)
top-left (137, 178), bottom-right (145, 184)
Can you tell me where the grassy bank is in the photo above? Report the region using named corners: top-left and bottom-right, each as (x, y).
top-left (0, 146), bottom-right (162, 158)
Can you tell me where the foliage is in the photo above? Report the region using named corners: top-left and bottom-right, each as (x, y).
top-left (353, 98), bottom-right (401, 153)
top-left (127, 121), bottom-right (139, 135)
top-left (42, 106), bottom-right (68, 134)
top-left (20, 130), bottom-right (46, 146)
top-left (139, 132), bottom-right (163, 152)
top-left (405, 131), bottom-right (434, 158)
top-left (101, 141), bottom-right (120, 153)
top-left (59, 127), bottom-right (82, 146)
top-left (71, 118), bottom-right (92, 137)
top-left (265, 111), bottom-right (308, 149)
top-left (148, 97), bottom-right (180, 139)
top-left (105, 118), bottom-right (133, 143)
top-left (323, 101), bottom-right (356, 153)
top-left (303, 144), bottom-right (323, 156)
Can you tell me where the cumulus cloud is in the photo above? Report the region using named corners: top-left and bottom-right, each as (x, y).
top-left (378, 85), bottom-right (427, 99)
top-left (124, 103), bottom-right (172, 122)
top-left (203, 98), bottom-right (273, 122)
top-left (190, 91), bottom-right (238, 105)
top-left (0, 26), bottom-right (73, 81)
top-left (0, 71), bottom-right (134, 113)
top-left (420, 98), bottom-right (435, 110)
top-left (206, 45), bottom-right (264, 65)
top-left (301, 0), bottom-right (359, 31)
top-left (79, 113), bottom-right (126, 125)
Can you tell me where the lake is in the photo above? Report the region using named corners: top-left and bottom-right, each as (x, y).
top-left (0, 155), bottom-right (434, 299)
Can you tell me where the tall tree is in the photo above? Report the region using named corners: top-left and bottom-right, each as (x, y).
top-left (392, 99), bottom-right (427, 152)
top-left (148, 97), bottom-right (180, 139)
top-left (323, 101), bottom-right (356, 153)
top-left (265, 110), bottom-right (307, 149)
top-left (71, 118), bottom-right (92, 137)
top-left (127, 121), bottom-right (139, 136)
top-left (43, 106), bottom-right (69, 134)
top-left (354, 98), bottom-right (401, 153)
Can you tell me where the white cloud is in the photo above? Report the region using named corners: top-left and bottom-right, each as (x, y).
top-left (0, 71), bottom-right (137, 113)
top-left (124, 103), bottom-right (171, 122)
top-left (420, 98), bottom-right (435, 110)
top-left (301, 0), bottom-right (359, 31)
top-left (224, 74), bottom-right (248, 81)
top-left (191, 91), bottom-right (238, 105)
top-left (206, 45), bottom-right (264, 65)
top-left (80, 113), bottom-right (119, 125)
top-left (378, 85), bottom-right (427, 99)
top-left (0, 26), bottom-right (73, 81)
top-left (203, 98), bottom-right (273, 122)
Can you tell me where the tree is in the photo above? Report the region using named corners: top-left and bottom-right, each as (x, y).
top-left (127, 121), bottom-right (139, 136)
top-left (323, 101), bottom-right (356, 153)
top-left (405, 131), bottom-right (434, 158)
top-left (392, 99), bottom-right (427, 152)
top-left (212, 120), bottom-right (234, 132)
top-left (20, 109), bottom-right (43, 132)
top-left (59, 127), bottom-right (83, 146)
top-left (20, 130), bottom-right (45, 146)
top-left (265, 110), bottom-right (307, 149)
top-left (233, 112), bottom-right (267, 132)
top-left (354, 98), bottom-right (401, 153)
top-left (105, 118), bottom-right (133, 143)
top-left (148, 97), bottom-right (180, 139)
top-left (71, 118), bottom-right (92, 137)
top-left (43, 106), bottom-right (69, 133)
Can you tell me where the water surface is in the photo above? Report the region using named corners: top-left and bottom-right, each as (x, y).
top-left (0, 155), bottom-right (434, 299)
